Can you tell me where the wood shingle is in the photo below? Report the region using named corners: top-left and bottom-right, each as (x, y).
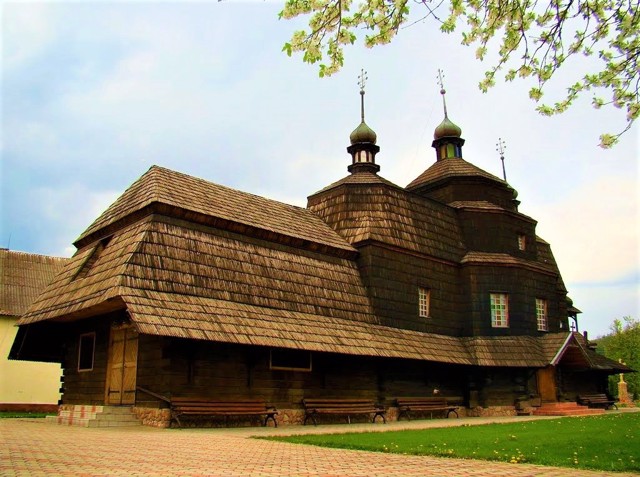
top-left (0, 249), bottom-right (67, 316)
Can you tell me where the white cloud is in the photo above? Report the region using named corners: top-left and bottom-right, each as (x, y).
top-left (3, 3), bottom-right (56, 71)
top-left (572, 282), bottom-right (639, 338)
top-left (529, 175), bottom-right (638, 284)
top-left (31, 185), bottom-right (121, 256)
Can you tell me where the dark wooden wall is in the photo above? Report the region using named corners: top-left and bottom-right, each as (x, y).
top-left (456, 208), bottom-right (537, 258)
top-left (59, 315), bottom-right (112, 405)
top-left (467, 367), bottom-right (533, 407)
top-left (357, 244), bottom-right (464, 334)
top-left (462, 264), bottom-right (568, 336)
top-left (560, 370), bottom-right (609, 399)
top-left (59, 329), bottom-right (597, 411)
top-left (134, 339), bottom-right (470, 409)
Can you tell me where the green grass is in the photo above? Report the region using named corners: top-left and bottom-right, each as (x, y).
top-left (0, 411), bottom-right (53, 419)
top-left (265, 413), bottom-right (639, 472)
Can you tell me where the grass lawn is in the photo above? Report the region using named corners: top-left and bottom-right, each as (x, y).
top-left (265, 413), bottom-right (639, 472)
top-left (0, 411), bottom-right (53, 419)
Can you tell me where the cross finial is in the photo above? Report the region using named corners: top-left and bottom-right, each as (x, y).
top-left (437, 69), bottom-right (449, 117)
top-left (496, 137), bottom-right (507, 181)
top-left (358, 69), bottom-right (368, 93)
top-left (437, 69), bottom-right (445, 92)
top-left (358, 69), bottom-right (368, 122)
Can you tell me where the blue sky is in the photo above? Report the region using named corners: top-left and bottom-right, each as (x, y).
top-left (2, 1), bottom-right (638, 338)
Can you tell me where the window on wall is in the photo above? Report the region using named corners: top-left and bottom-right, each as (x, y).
top-left (78, 333), bottom-right (96, 371)
top-left (536, 298), bottom-right (548, 331)
top-left (440, 143), bottom-right (462, 159)
top-left (418, 287), bottom-right (431, 318)
top-left (270, 348), bottom-right (312, 372)
top-left (517, 234), bottom-right (526, 251)
top-left (490, 293), bottom-right (509, 328)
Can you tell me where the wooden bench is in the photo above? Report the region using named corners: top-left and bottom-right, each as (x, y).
top-left (395, 397), bottom-right (459, 420)
top-left (577, 393), bottom-right (618, 410)
top-left (302, 398), bottom-right (386, 426)
top-left (170, 398), bottom-right (278, 428)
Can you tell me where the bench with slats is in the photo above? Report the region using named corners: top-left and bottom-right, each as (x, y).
top-left (395, 397), bottom-right (459, 420)
top-left (170, 398), bottom-right (278, 428)
top-left (302, 398), bottom-right (386, 425)
top-left (577, 393), bottom-right (618, 410)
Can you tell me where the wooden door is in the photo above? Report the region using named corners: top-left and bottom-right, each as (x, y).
top-left (106, 325), bottom-right (138, 405)
top-left (537, 366), bottom-right (557, 402)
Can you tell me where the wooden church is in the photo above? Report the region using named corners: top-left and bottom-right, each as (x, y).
top-left (10, 80), bottom-right (628, 426)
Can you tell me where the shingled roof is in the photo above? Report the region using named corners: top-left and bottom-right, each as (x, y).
top-left (311, 171), bottom-right (403, 195)
top-left (309, 181), bottom-right (466, 262)
top-left (17, 166), bottom-right (586, 369)
top-left (20, 215), bottom-right (375, 326)
top-left (0, 249), bottom-right (67, 317)
top-left (555, 332), bottom-right (633, 372)
top-left (406, 157), bottom-right (506, 191)
top-left (75, 166), bottom-right (355, 256)
top-left (461, 251), bottom-right (559, 275)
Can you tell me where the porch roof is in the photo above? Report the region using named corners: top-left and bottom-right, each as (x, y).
top-left (551, 332), bottom-right (633, 373)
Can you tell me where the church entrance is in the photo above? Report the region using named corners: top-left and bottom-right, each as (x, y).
top-left (105, 324), bottom-right (138, 405)
top-left (537, 366), bottom-right (558, 402)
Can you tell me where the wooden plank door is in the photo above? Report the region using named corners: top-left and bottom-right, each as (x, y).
top-left (106, 325), bottom-right (138, 405)
top-left (537, 366), bottom-right (557, 402)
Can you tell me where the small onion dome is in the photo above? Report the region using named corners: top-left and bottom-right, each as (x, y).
top-left (350, 121), bottom-right (377, 145)
top-left (434, 116), bottom-right (462, 140)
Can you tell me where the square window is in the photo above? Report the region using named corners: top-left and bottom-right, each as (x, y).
top-left (536, 298), bottom-right (548, 331)
top-left (490, 293), bottom-right (509, 328)
top-left (419, 287), bottom-right (430, 318)
top-left (78, 333), bottom-right (96, 371)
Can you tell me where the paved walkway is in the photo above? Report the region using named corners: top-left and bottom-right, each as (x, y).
top-left (1, 414), bottom-right (638, 476)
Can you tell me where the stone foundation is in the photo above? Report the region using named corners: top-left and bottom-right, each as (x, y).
top-left (465, 405), bottom-right (517, 417)
top-left (275, 408), bottom-right (305, 426)
top-left (133, 407), bottom-right (171, 428)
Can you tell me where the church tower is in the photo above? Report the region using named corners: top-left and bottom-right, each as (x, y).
top-left (347, 70), bottom-right (380, 174)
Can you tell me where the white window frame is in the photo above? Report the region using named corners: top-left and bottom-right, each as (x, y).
top-left (418, 287), bottom-right (430, 318)
top-left (536, 298), bottom-right (548, 331)
top-left (490, 293), bottom-right (509, 328)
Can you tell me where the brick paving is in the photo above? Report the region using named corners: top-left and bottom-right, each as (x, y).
top-left (1, 416), bottom-right (638, 476)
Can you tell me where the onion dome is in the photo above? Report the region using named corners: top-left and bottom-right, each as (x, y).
top-left (350, 120), bottom-right (377, 145)
top-left (434, 116), bottom-right (462, 140)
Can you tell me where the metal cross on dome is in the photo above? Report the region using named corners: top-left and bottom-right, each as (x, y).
top-left (358, 69), bottom-right (369, 122)
top-left (358, 69), bottom-right (368, 93)
top-left (436, 69), bottom-right (449, 117)
top-left (496, 137), bottom-right (507, 181)
top-left (437, 68), bottom-right (445, 92)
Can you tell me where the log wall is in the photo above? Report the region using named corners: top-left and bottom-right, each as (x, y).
top-left (357, 244), bottom-right (464, 334)
top-left (463, 264), bottom-right (568, 336)
top-left (59, 315), bottom-right (113, 405)
top-left (134, 339), bottom-right (525, 411)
